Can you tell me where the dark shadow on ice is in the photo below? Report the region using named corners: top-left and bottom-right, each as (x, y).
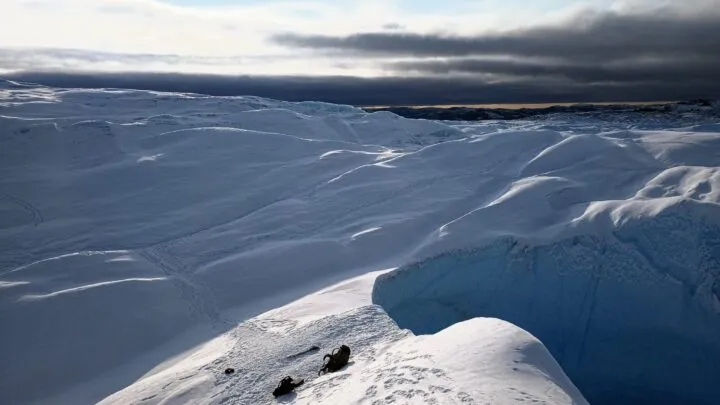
top-left (276, 392), bottom-right (297, 403)
top-left (337, 360), bottom-right (355, 372)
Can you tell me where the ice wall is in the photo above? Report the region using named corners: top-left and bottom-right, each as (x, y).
top-left (373, 202), bottom-right (720, 405)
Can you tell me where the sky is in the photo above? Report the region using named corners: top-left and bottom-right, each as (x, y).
top-left (1, 0), bottom-right (719, 105)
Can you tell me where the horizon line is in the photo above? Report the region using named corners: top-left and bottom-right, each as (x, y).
top-left (361, 101), bottom-right (679, 110)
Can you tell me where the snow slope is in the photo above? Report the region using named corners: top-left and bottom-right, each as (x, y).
top-left (100, 271), bottom-right (588, 405)
top-left (1, 79), bottom-right (718, 404)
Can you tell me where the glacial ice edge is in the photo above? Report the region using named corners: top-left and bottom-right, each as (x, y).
top-left (373, 206), bottom-right (720, 405)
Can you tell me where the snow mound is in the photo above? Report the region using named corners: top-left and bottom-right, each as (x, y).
top-left (520, 132), bottom-right (659, 177)
top-left (636, 166), bottom-right (719, 202)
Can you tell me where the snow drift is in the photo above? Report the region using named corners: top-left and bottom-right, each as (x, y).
top-left (1, 80), bottom-right (718, 404)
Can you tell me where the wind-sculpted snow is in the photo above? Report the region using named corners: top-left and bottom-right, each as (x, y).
top-left (0, 81), bottom-right (718, 404)
top-left (374, 153), bottom-right (720, 404)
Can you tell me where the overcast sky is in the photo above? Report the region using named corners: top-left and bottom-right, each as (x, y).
top-left (2, 0), bottom-right (719, 105)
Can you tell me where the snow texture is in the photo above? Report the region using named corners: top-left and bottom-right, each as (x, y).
top-left (1, 79), bottom-right (718, 405)
top-left (100, 272), bottom-right (588, 405)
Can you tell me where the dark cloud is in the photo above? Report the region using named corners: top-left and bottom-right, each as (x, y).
top-left (266, 9), bottom-right (720, 103)
top-left (4, 71), bottom-right (719, 106)
top-left (386, 55), bottom-right (720, 84)
top-left (5, 8), bottom-right (720, 107)
top-left (271, 11), bottom-right (720, 61)
top-left (3, 7), bottom-right (718, 106)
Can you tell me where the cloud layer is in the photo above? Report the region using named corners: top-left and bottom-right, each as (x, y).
top-left (273, 11), bottom-right (720, 60)
top-left (2, 0), bottom-right (719, 105)
top-left (272, 8), bottom-right (720, 96)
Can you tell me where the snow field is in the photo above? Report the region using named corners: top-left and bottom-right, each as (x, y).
top-left (1, 80), bottom-right (718, 404)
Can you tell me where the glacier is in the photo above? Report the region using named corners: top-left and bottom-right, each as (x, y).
top-left (0, 79), bottom-right (719, 404)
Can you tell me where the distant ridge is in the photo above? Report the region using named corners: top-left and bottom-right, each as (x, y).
top-left (365, 99), bottom-right (720, 121)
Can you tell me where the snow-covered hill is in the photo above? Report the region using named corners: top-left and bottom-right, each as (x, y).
top-left (1, 79), bottom-right (718, 405)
